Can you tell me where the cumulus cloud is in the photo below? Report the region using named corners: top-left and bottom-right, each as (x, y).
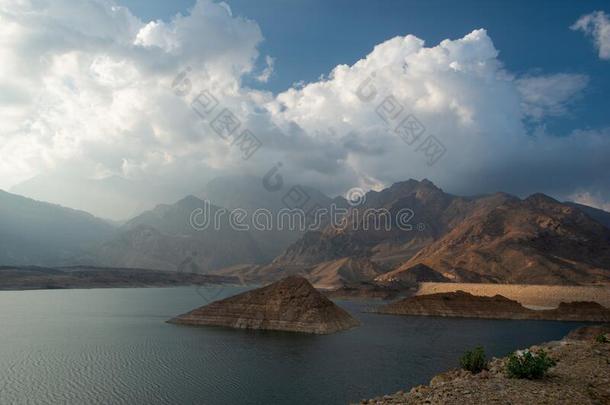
top-left (1, 0), bottom-right (609, 219)
top-left (0, 0), bottom-right (265, 193)
top-left (268, 29), bottom-right (606, 202)
top-left (571, 10), bottom-right (610, 60)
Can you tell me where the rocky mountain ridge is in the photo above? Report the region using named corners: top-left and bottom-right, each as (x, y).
top-left (239, 179), bottom-right (610, 286)
top-left (2, 177), bottom-right (610, 288)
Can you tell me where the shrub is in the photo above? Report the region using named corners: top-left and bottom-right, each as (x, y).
top-left (596, 333), bottom-right (609, 343)
top-left (506, 349), bottom-right (556, 379)
top-left (460, 346), bottom-right (487, 374)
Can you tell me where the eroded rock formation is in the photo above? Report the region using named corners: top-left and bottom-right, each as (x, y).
top-left (169, 276), bottom-right (360, 334)
top-left (377, 290), bottom-right (610, 322)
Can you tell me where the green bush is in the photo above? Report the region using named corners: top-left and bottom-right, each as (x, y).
top-left (506, 349), bottom-right (556, 379)
top-left (460, 346), bottom-right (487, 374)
top-left (596, 333), bottom-right (609, 343)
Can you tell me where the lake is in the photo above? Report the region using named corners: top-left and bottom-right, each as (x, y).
top-left (0, 286), bottom-right (585, 404)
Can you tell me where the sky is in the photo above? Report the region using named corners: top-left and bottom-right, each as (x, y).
top-left (1, 0), bottom-right (610, 219)
top-left (121, 0), bottom-right (610, 133)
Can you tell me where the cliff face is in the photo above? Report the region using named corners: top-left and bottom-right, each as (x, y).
top-left (377, 291), bottom-right (610, 322)
top-left (168, 276), bottom-right (360, 334)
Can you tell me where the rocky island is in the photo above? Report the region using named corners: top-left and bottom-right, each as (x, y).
top-left (377, 290), bottom-right (610, 322)
top-left (168, 276), bottom-right (360, 334)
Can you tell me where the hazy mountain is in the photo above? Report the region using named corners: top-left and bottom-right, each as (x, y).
top-left (80, 195), bottom-right (265, 272)
top-left (71, 175), bottom-right (334, 273)
top-left (200, 174), bottom-right (331, 212)
top-left (199, 175), bottom-right (333, 259)
top-left (11, 174), bottom-right (185, 221)
top-left (0, 190), bottom-right (115, 266)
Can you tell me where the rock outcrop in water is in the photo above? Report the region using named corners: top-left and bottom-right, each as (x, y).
top-left (377, 290), bottom-right (610, 322)
top-left (168, 276), bottom-right (360, 334)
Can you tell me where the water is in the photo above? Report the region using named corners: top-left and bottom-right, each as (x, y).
top-left (0, 287), bottom-right (585, 405)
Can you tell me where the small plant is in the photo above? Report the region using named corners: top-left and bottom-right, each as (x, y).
top-left (506, 349), bottom-right (556, 379)
top-left (596, 333), bottom-right (609, 343)
top-left (460, 346), bottom-right (487, 374)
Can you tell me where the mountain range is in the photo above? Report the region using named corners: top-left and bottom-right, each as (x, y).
top-left (0, 190), bottom-right (114, 266)
top-left (1, 177), bottom-right (609, 287)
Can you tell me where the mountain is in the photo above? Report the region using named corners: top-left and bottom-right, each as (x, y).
top-left (11, 174), bottom-right (185, 221)
top-left (199, 175), bottom-right (333, 259)
top-left (378, 193), bottom-right (610, 285)
top-left (237, 179), bottom-right (610, 287)
top-left (0, 190), bottom-right (115, 266)
top-left (245, 180), bottom-right (516, 286)
top-left (6, 175), bottom-right (609, 286)
top-left (268, 179), bottom-right (447, 269)
top-left (168, 276), bottom-right (360, 334)
top-left (75, 175), bottom-right (333, 273)
top-left (199, 174), bottom-right (331, 214)
top-left (81, 195), bottom-right (264, 272)
top-left (564, 201), bottom-right (610, 229)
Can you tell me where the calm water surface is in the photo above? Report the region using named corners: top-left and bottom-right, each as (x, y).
top-left (0, 287), bottom-right (585, 405)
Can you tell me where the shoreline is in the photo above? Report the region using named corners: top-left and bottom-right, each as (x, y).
top-left (0, 265), bottom-right (239, 292)
top-left (0, 282), bottom-right (247, 292)
top-left (359, 325), bottom-right (610, 404)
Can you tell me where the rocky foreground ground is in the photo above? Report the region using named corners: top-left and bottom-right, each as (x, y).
top-left (359, 325), bottom-right (610, 405)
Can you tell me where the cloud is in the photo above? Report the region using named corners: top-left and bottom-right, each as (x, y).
top-left (0, 0), bottom-right (265, 192)
top-left (516, 73), bottom-right (588, 120)
top-left (255, 55), bottom-right (275, 83)
top-left (268, 29), bottom-right (606, 203)
top-left (571, 10), bottom-right (610, 60)
top-left (1, 1), bottom-right (609, 220)
top-left (568, 191), bottom-right (610, 212)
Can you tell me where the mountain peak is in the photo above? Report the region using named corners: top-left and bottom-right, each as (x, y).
top-left (525, 193), bottom-right (560, 206)
top-left (176, 194), bottom-right (203, 206)
top-left (389, 178), bottom-right (442, 193)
